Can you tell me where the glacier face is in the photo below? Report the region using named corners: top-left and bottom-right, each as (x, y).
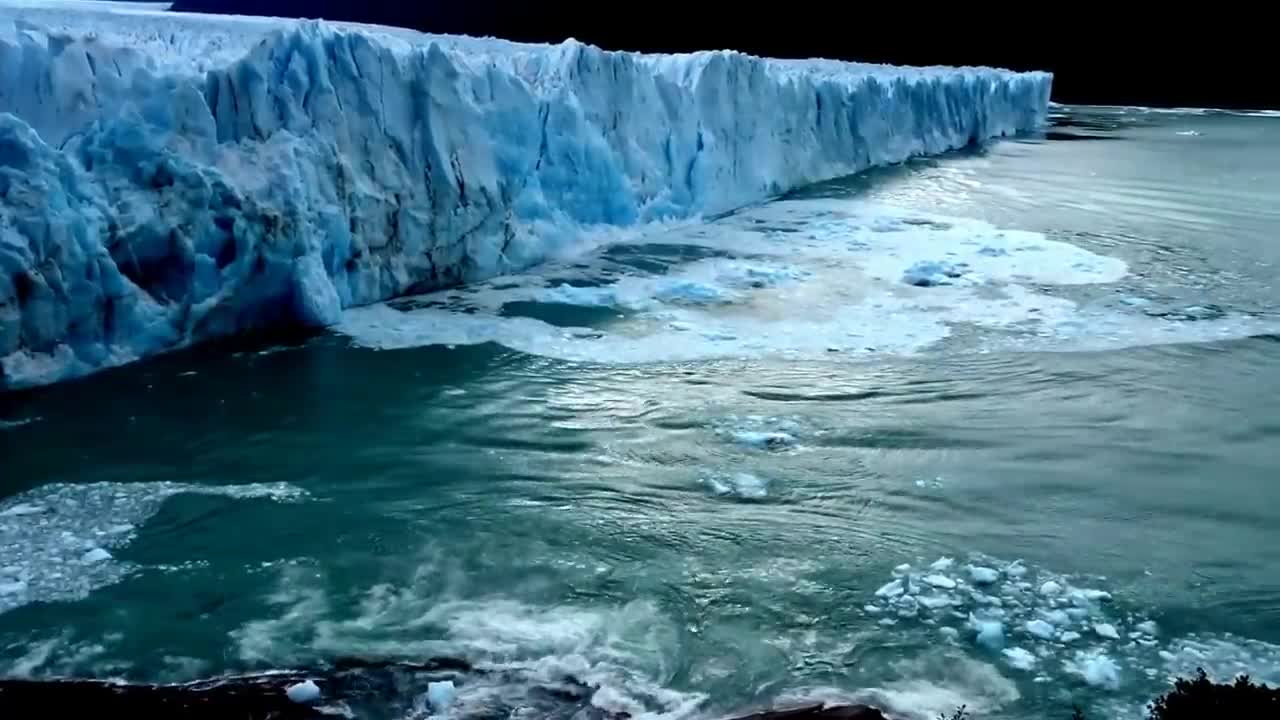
top-left (0, 1), bottom-right (1052, 389)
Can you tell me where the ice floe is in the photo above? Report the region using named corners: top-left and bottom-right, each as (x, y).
top-left (0, 481), bottom-right (305, 614)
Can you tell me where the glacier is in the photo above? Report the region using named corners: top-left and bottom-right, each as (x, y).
top-left (0, 0), bottom-right (1052, 389)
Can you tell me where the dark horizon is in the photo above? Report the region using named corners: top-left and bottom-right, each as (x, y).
top-left (162, 0), bottom-right (1277, 111)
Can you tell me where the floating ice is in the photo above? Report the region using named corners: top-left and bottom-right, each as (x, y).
top-left (426, 680), bottom-right (456, 710)
top-left (285, 680), bottom-right (321, 704)
top-left (893, 564), bottom-right (913, 576)
top-left (1040, 610), bottom-right (1070, 626)
top-left (1136, 621), bottom-right (1159, 636)
top-left (1067, 651), bottom-right (1122, 690)
top-left (1039, 581), bottom-right (1063, 596)
top-left (1025, 620), bottom-right (1057, 640)
top-left (702, 473), bottom-right (769, 500)
top-left (924, 575), bottom-right (957, 590)
top-left (1003, 648), bottom-right (1038, 671)
top-left (0, 0), bottom-right (1052, 389)
top-left (969, 615), bottom-right (1006, 651)
top-left (919, 595), bottom-right (957, 610)
top-left (930, 558), bottom-right (955, 572)
top-left (731, 431), bottom-right (798, 451)
top-left (0, 481), bottom-right (305, 614)
top-left (876, 580), bottom-right (907, 599)
top-left (939, 627), bottom-right (960, 641)
top-left (0, 504), bottom-right (45, 517)
top-left (1095, 623), bottom-right (1121, 640)
top-left (968, 566), bottom-right (1000, 585)
top-left (1060, 631), bottom-right (1082, 643)
top-left (902, 260), bottom-right (968, 287)
top-left (80, 548), bottom-right (112, 564)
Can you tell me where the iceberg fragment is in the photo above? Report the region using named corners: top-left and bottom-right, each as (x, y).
top-left (0, 1), bottom-right (1052, 389)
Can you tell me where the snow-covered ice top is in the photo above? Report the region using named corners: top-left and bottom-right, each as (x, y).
top-left (0, 0), bottom-right (1052, 388)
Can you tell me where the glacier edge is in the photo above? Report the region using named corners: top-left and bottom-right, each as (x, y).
top-left (0, 3), bottom-right (1052, 389)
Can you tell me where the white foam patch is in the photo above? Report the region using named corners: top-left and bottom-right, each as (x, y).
top-left (231, 568), bottom-right (705, 719)
top-left (338, 198), bottom-right (1275, 363)
top-left (864, 555), bottom-right (1280, 704)
top-left (0, 481), bottom-right (305, 614)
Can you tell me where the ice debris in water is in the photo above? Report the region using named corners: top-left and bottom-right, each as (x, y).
top-left (1095, 623), bottom-right (1121, 640)
top-left (1003, 647), bottom-right (1038, 671)
top-left (930, 557), bottom-right (955, 571)
top-left (80, 548), bottom-right (112, 564)
top-left (1025, 620), bottom-right (1057, 640)
top-left (863, 553), bottom-right (1280, 700)
top-left (924, 574), bottom-right (957, 590)
top-left (1067, 651), bottom-right (1122, 690)
top-left (731, 431), bottom-right (797, 451)
top-left (968, 565), bottom-right (1000, 585)
top-left (426, 680), bottom-right (456, 710)
top-left (702, 473), bottom-right (769, 500)
top-left (902, 260), bottom-right (969, 287)
top-left (285, 680), bottom-right (321, 704)
top-left (0, 481), bottom-right (304, 614)
top-left (969, 614), bottom-right (1006, 651)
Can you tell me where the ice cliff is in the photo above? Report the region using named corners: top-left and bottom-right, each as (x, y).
top-left (0, 1), bottom-right (1052, 388)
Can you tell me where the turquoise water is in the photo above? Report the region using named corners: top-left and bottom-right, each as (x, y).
top-left (2, 107), bottom-right (1279, 719)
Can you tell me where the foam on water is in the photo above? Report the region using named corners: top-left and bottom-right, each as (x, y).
top-left (338, 199), bottom-right (1276, 364)
top-left (0, 481), bottom-right (305, 615)
top-left (230, 566), bottom-right (706, 719)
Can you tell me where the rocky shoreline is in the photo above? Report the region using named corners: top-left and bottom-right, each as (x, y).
top-left (0, 657), bottom-right (889, 720)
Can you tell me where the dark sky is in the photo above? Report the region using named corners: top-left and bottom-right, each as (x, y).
top-left (167, 0), bottom-right (1276, 109)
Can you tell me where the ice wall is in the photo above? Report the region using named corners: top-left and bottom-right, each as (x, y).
top-left (0, 2), bottom-right (1052, 388)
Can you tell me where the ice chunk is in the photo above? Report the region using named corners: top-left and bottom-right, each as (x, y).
top-left (1060, 631), bottom-right (1082, 643)
top-left (702, 473), bottom-right (769, 500)
top-left (876, 580), bottom-right (906, 599)
top-left (1025, 620), bottom-right (1056, 640)
top-left (285, 680), bottom-right (321, 704)
top-left (1003, 647), bottom-right (1038, 671)
top-left (80, 548), bottom-right (112, 564)
top-left (968, 566), bottom-right (1000, 585)
top-left (1067, 651), bottom-right (1122, 690)
top-left (731, 431), bottom-right (797, 451)
top-left (864, 604), bottom-right (882, 614)
top-left (893, 563), bottom-right (912, 576)
top-left (1039, 581), bottom-right (1063, 596)
top-left (924, 574), bottom-right (957, 589)
top-left (0, 504), bottom-right (45, 517)
top-left (1040, 609), bottom-right (1070, 626)
top-left (1006, 561), bottom-right (1028, 578)
top-left (969, 614), bottom-right (1005, 650)
top-left (930, 557), bottom-right (955, 571)
top-left (902, 260), bottom-right (967, 287)
top-left (1136, 621), bottom-right (1159, 636)
top-left (940, 627), bottom-right (960, 641)
top-left (919, 595), bottom-right (956, 610)
top-left (427, 680), bottom-right (456, 710)
top-left (1071, 589), bottom-right (1112, 604)
top-left (1095, 623), bottom-right (1121, 640)
top-left (0, 580), bottom-right (26, 595)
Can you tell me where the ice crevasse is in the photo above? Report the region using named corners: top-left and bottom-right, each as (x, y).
top-left (0, 2), bottom-right (1053, 388)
